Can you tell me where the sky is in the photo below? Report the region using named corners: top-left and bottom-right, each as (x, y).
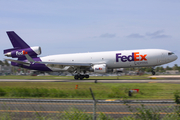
top-left (0, 0), bottom-right (180, 67)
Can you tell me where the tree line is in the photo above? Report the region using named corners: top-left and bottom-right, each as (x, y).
top-left (125, 64), bottom-right (180, 73)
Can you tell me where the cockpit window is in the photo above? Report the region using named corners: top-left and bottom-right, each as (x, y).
top-left (168, 52), bottom-right (174, 55)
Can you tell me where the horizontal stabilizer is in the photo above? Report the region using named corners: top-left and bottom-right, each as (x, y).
top-left (5, 59), bottom-right (30, 65)
top-left (4, 47), bottom-right (20, 54)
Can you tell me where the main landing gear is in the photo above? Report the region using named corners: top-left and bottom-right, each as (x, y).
top-left (74, 74), bottom-right (89, 80)
top-left (151, 67), bottom-right (156, 75)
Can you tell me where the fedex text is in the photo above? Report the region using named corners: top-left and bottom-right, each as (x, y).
top-left (16, 51), bottom-right (28, 56)
top-left (116, 52), bottom-right (147, 62)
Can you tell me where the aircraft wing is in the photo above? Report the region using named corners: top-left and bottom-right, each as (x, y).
top-left (39, 61), bottom-right (92, 67)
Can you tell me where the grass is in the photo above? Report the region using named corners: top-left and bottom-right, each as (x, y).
top-left (0, 75), bottom-right (152, 80)
top-left (0, 82), bottom-right (179, 99)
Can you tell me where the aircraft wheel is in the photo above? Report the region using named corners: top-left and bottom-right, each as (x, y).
top-left (151, 67), bottom-right (155, 75)
top-left (79, 75), bottom-right (84, 80)
top-left (85, 75), bottom-right (89, 78)
top-left (74, 75), bottom-right (79, 80)
top-left (152, 71), bottom-right (156, 75)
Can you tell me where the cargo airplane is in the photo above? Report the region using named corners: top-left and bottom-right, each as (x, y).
top-left (4, 31), bottom-right (178, 79)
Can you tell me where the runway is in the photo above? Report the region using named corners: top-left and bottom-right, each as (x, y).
top-left (0, 79), bottom-right (180, 83)
top-left (0, 98), bottom-right (176, 119)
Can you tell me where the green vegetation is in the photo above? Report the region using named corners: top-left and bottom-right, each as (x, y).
top-left (0, 82), bottom-right (179, 99)
top-left (123, 92), bottom-right (180, 120)
top-left (0, 107), bottom-right (126, 120)
top-left (125, 64), bottom-right (180, 73)
top-left (60, 108), bottom-right (92, 120)
top-left (127, 104), bottom-right (161, 120)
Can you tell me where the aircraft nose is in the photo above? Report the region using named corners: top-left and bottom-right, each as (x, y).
top-left (174, 54), bottom-right (178, 60)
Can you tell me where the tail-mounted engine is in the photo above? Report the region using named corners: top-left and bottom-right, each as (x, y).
top-left (4, 46), bottom-right (41, 58)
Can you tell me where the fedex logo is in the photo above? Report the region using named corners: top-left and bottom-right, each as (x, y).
top-left (116, 52), bottom-right (147, 62)
top-left (95, 68), bottom-right (103, 70)
top-left (16, 51), bottom-right (28, 56)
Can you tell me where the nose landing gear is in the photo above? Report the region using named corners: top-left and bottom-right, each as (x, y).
top-left (152, 71), bottom-right (156, 75)
top-left (151, 67), bottom-right (156, 75)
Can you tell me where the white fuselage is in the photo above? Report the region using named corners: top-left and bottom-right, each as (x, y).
top-left (40, 49), bottom-right (177, 70)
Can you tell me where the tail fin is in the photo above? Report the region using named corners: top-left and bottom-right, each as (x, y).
top-left (6, 31), bottom-right (30, 49)
top-left (4, 31), bottom-right (41, 60)
top-left (4, 31), bottom-right (30, 54)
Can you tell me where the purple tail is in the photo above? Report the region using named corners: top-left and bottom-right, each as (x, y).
top-left (4, 31), bottom-right (41, 60)
top-left (7, 31), bottom-right (30, 49)
top-left (4, 31), bottom-right (30, 54)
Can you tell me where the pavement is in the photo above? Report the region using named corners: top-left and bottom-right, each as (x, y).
top-left (0, 98), bottom-right (176, 119)
top-left (0, 79), bottom-right (180, 83)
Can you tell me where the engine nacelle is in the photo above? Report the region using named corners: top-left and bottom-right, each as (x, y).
top-left (4, 46), bottom-right (41, 58)
top-left (92, 64), bottom-right (107, 73)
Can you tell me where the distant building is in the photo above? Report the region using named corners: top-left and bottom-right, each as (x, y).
top-left (126, 71), bottom-right (137, 76)
top-left (165, 70), bottom-right (179, 74)
top-left (113, 68), bottom-right (124, 73)
top-left (0, 65), bottom-right (12, 75)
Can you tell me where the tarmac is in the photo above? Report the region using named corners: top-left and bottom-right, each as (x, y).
top-left (0, 79), bottom-right (180, 83)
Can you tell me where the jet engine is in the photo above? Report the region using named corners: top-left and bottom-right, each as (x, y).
top-left (92, 64), bottom-right (107, 73)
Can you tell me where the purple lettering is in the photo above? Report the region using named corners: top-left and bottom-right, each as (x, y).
top-left (127, 53), bottom-right (134, 61)
top-left (121, 56), bottom-right (127, 62)
top-left (116, 53), bottom-right (121, 62)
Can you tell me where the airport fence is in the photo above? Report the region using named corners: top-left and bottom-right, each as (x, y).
top-left (0, 97), bottom-right (179, 120)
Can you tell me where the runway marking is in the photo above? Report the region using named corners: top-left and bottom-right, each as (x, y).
top-left (105, 99), bottom-right (116, 101)
top-left (148, 81), bottom-right (157, 83)
top-left (0, 110), bottom-right (176, 115)
top-left (0, 102), bottom-right (175, 106)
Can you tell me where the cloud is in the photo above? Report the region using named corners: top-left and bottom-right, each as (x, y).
top-left (146, 30), bottom-right (171, 39)
top-left (126, 30), bottom-right (171, 39)
top-left (99, 33), bottom-right (116, 38)
top-left (126, 33), bottom-right (144, 38)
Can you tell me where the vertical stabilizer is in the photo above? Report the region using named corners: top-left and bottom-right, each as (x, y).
top-left (6, 31), bottom-right (30, 49)
top-left (4, 31), bottom-right (39, 60)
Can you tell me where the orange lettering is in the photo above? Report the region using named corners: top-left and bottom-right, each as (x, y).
top-left (134, 52), bottom-right (139, 61)
top-left (140, 54), bottom-right (147, 61)
top-left (23, 51), bottom-right (28, 55)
